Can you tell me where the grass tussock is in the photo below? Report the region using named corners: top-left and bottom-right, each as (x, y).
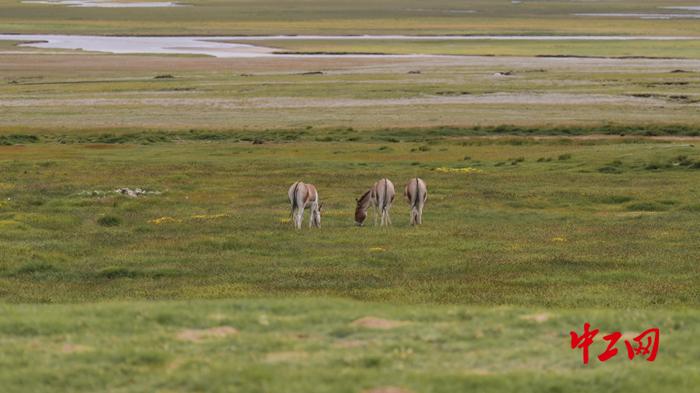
top-left (97, 215), bottom-right (121, 227)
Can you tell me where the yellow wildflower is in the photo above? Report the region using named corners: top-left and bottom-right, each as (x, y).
top-left (435, 167), bottom-right (483, 174)
top-left (191, 213), bottom-right (228, 220)
top-left (149, 216), bottom-right (180, 225)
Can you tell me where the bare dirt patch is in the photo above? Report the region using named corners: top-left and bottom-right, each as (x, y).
top-left (0, 53), bottom-right (412, 75)
top-left (621, 331), bottom-right (644, 341)
top-left (351, 316), bottom-right (408, 330)
top-left (0, 93), bottom-right (673, 109)
top-left (520, 313), bottom-right (552, 323)
top-left (61, 343), bottom-right (91, 353)
top-left (176, 326), bottom-right (238, 342)
top-left (4, 52), bottom-right (700, 77)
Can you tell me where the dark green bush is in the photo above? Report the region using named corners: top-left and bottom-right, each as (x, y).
top-left (97, 215), bottom-right (121, 227)
top-left (97, 267), bottom-right (139, 279)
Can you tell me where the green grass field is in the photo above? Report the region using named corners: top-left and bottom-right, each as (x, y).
top-left (1, 137), bottom-right (699, 305)
top-left (243, 38), bottom-right (700, 59)
top-left (2, 299), bottom-right (699, 393)
top-left (2, 53), bottom-right (700, 131)
top-left (1, 1), bottom-right (700, 391)
top-left (0, 136), bottom-right (700, 307)
top-left (3, 0), bottom-right (700, 36)
top-left (1, 136), bottom-right (698, 390)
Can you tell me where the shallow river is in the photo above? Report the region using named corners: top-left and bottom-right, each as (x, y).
top-left (0, 34), bottom-right (697, 58)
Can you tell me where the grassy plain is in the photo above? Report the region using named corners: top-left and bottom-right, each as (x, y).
top-left (2, 51), bottom-right (700, 392)
top-left (248, 38), bottom-right (700, 59)
top-left (1, 298), bottom-right (699, 392)
top-left (2, 54), bottom-right (700, 131)
top-left (1, 1), bottom-right (700, 390)
top-left (1, 138), bottom-right (699, 305)
top-left (3, 0), bottom-right (700, 36)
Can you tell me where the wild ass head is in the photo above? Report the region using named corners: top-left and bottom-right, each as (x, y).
top-left (354, 190), bottom-right (371, 226)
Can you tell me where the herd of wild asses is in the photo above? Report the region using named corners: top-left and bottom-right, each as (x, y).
top-left (288, 178), bottom-right (427, 229)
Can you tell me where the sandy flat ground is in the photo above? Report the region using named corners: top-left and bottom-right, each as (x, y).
top-left (3, 52), bottom-right (700, 74)
top-left (0, 93), bottom-right (681, 108)
top-left (2, 52), bottom-right (699, 130)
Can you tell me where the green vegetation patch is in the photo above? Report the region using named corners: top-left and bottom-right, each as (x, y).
top-left (0, 139), bottom-right (698, 306)
top-left (0, 298), bottom-right (697, 393)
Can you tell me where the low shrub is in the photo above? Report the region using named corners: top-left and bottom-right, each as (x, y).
top-left (626, 202), bottom-right (670, 212)
top-left (97, 215), bottom-right (121, 227)
top-left (97, 266), bottom-right (139, 279)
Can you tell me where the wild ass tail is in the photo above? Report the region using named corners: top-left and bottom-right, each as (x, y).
top-left (290, 181), bottom-right (300, 217)
top-left (412, 178), bottom-right (420, 209)
top-left (290, 181), bottom-right (306, 229)
top-left (379, 178), bottom-right (393, 226)
top-left (382, 178), bottom-right (388, 212)
top-left (410, 178), bottom-right (423, 226)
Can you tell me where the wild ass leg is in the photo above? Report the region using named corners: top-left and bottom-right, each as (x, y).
top-left (377, 188), bottom-right (386, 226)
top-left (290, 205), bottom-right (302, 229)
top-left (380, 205), bottom-right (391, 227)
top-left (296, 206), bottom-right (305, 229)
top-left (289, 181), bottom-right (308, 230)
top-left (379, 202), bottom-right (386, 227)
top-left (308, 203), bottom-right (313, 228)
top-left (309, 202), bottom-right (319, 228)
top-left (418, 187), bottom-right (427, 225)
top-left (373, 201), bottom-right (380, 226)
top-left (410, 200), bottom-right (421, 226)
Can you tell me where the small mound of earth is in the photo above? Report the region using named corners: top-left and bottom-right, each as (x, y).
top-left (520, 313), bottom-right (552, 323)
top-left (176, 326), bottom-right (238, 342)
top-left (621, 331), bottom-right (639, 340)
top-left (351, 316), bottom-right (407, 330)
top-left (362, 387), bottom-right (413, 393)
top-left (61, 343), bottom-right (91, 353)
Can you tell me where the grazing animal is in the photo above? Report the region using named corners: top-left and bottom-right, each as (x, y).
top-left (288, 181), bottom-right (322, 229)
top-left (355, 178), bottom-right (395, 226)
top-left (404, 178), bottom-right (427, 225)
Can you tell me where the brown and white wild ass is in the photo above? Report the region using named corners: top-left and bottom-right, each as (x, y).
top-left (404, 178), bottom-right (427, 225)
top-left (355, 178), bottom-right (395, 226)
top-left (288, 181), bottom-right (322, 229)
